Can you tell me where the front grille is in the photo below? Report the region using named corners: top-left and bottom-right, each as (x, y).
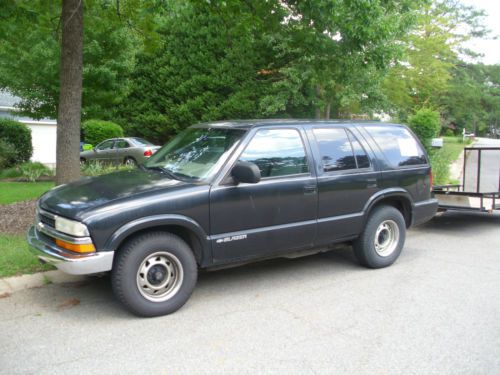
top-left (39, 212), bottom-right (56, 228)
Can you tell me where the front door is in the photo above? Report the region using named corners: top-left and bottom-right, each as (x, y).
top-left (209, 127), bottom-right (318, 263)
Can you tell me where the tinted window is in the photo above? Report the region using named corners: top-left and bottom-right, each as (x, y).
top-left (366, 126), bottom-right (427, 167)
top-left (240, 129), bottom-right (309, 178)
top-left (96, 140), bottom-right (114, 150)
top-left (313, 128), bottom-right (357, 171)
top-left (347, 131), bottom-right (370, 168)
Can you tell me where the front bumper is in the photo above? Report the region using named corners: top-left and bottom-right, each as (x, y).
top-left (27, 226), bottom-right (114, 275)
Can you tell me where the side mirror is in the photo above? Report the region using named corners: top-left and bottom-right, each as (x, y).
top-left (231, 161), bottom-right (261, 184)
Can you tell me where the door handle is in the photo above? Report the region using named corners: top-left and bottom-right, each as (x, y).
top-left (303, 184), bottom-right (317, 195)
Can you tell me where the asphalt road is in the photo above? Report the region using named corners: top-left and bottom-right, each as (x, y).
top-left (1, 211), bottom-right (500, 374)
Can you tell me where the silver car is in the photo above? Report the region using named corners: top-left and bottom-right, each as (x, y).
top-left (80, 137), bottom-right (161, 166)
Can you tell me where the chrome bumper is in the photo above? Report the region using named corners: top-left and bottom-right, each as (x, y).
top-left (27, 226), bottom-right (114, 275)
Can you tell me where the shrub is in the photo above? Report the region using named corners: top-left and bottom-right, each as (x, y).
top-left (19, 162), bottom-right (54, 182)
top-left (82, 120), bottom-right (124, 146)
top-left (408, 108), bottom-right (441, 151)
top-left (0, 118), bottom-right (33, 166)
top-left (443, 128), bottom-right (454, 136)
top-left (0, 139), bottom-right (17, 169)
top-left (81, 160), bottom-right (134, 176)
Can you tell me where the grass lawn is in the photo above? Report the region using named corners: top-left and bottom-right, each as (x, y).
top-left (430, 136), bottom-right (472, 185)
top-left (0, 181), bottom-right (54, 205)
top-left (0, 234), bottom-right (54, 278)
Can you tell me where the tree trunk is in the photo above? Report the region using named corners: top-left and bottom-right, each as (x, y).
top-left (56, 0), bottom-right (83, 185)
top-left (315, 84), bottom-right (322, 120)
top-left (325, 102), bottom-right (331, 120)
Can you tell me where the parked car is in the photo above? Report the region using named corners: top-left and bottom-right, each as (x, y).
top-left (28, 120), bottom-right (438, 317)
top-left (80, 137), bottom-right (160, 166)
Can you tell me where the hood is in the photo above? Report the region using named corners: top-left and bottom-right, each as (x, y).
top-left (39, 169), bottom-right (190, 219)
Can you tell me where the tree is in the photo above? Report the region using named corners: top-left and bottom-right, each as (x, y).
top-left (382, 0), bottom-right (488, 120)
top-left (55, 0), bottom-right (83, 185)
top-left (119, 0), bottom-right (424, 141)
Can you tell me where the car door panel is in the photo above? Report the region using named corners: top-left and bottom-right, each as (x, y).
top-left (209, 127), bottom-right (318, 263)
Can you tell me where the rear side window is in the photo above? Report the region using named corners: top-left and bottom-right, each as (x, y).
top-left (239, 129), bottom-right (309, 178)
top-left (366, 126), bottom-right (427, 167)
top-left (312, 128), bottom-right (370, 172)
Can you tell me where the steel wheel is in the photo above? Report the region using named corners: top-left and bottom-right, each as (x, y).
top-left (136, 251), bottom-right (184, 302)
top-left (374, 220), bottom-right (400, 257)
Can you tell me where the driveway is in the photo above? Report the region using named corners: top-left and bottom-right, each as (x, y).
top-left (1, 212), bottom-right (500, 374)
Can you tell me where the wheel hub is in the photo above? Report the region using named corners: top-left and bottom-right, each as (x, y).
top-left (136, 251), bottom-right (184, 302)
top-left (374, 220), bottom-right (399, 257)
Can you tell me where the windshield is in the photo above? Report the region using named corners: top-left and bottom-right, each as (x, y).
top-left (144, 127), bottom-right (246, 181)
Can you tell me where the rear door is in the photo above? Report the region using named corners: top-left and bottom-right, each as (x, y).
top-left (209, 127), bottom-right (318, 263)
top-left (306, 126), bottom-right (380, 246)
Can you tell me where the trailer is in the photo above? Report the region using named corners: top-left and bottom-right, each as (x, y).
top-left (432, 147), bottom-right (500, 213)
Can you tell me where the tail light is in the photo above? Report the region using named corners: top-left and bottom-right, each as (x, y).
top-left (429, 169), bottom-right (433, 192)
top-left (144, 149), bottom-right (153, 157)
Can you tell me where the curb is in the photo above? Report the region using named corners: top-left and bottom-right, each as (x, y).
top-left (0, 270), bottom-right (87, 296)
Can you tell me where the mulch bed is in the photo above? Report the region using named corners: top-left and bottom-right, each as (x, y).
top-left (0, 200), bottom-right (37, 235)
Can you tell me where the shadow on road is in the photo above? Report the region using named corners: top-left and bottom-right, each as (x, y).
top-left (414, 211), bottom-right (500, 233)
top-left (21, 246), bottom-right (361, 318)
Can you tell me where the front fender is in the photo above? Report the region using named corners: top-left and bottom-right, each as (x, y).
top-left (104, 214), bottom-right (210, 264)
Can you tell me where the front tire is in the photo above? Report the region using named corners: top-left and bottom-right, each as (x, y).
top-left (353, 205), bottom-right (406, 269)
top-left (111, 232), bottom-right (197, 317)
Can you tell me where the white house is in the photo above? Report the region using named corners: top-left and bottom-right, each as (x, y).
top-left (0, 91), bottom-right (57, 167)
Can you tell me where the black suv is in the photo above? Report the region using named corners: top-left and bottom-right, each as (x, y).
top-left (28, 120), bottom-right (437, 316)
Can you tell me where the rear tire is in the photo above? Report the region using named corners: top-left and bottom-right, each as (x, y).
top-left (111, 232), bottom-right (198, 317)
top-left (80, 158), bottom-right (86, 166)
top-left (353, 205), bottom-right (406, 269)
top-left (124, 157), bottom-right (137, 167)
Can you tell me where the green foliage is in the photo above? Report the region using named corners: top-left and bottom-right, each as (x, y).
top-left (82, 120), bottom-right (124, 145)
top-left (0, 1), bottom-right (141, 120)
top-left (441, 64), bottom-right (500, 136)
top-left (0, 118), bottom-right (32, 166)
top-left (81, 161), bottom-right (134, 176)
top-left (0, 139), bottom-right (16, 169)
top-left (443, 128), bottom-right (455, 136)
top-left (383, 0), bottom-right (489, 119)
top-left (0, 234), bottom-right (54, 277)
top-left (409, 108), bottom-right (441, 150)
top-left (429, 136), bottom-right (470, 185)
top-left (119, 1), bottom-right (424, 141)
top-left (18, 162), bottom-right (54, 182)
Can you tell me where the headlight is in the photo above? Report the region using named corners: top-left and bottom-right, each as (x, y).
top-left (55, 216), bottom-right (90, 237)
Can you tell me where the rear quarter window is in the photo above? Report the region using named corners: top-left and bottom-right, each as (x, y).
top-left (365, 126), bottom-right (427, 167)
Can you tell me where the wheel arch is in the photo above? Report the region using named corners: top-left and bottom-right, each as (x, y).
top-left (363, 189), bottom-right (413, 228)
top-left (105, 215), bottom-right (210, 266)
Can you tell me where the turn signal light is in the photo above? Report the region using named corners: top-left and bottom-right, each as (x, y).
top-left (144, 149), bottom-right (153, 157)
top-left (55, 239), bottom-right (96, 253)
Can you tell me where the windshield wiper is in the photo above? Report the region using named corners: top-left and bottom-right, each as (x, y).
top-left (143, 165), bottom-right (178, 180)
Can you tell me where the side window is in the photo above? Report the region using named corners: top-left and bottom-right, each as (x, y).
top-left (239, 129), bottom-right (309, 178)
top-left (115, 140), bottom-right (130, 149)
top-left (347, 131), bottom-right (370, 168)
top-left (96, 140), bottom-right (114, 150)
top-left (366, 126), bottom-right (427, 167)
top-left (313, 128), bottom-right (361, 172)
